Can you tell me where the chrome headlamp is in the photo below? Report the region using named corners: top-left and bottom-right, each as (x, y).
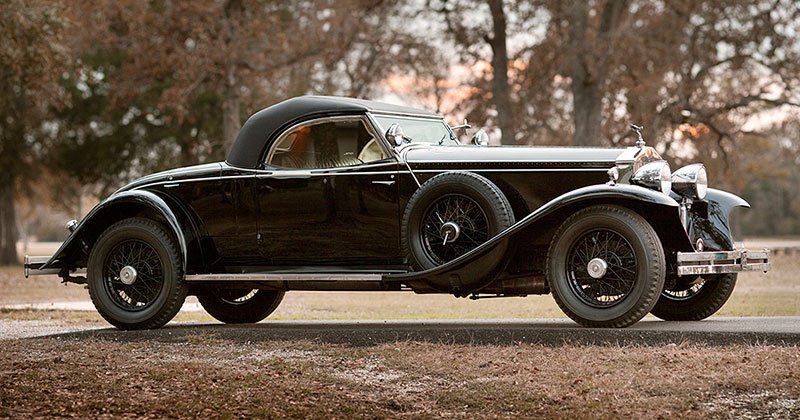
top-left (631, 160), bottom-right (672, 195)
top-left (671, 163), bottom-right (708, 199)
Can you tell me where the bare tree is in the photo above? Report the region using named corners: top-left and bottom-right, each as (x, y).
top-left (0, 0), bottom-right (70, 263)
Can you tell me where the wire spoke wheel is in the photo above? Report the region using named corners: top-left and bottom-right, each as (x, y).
top-left (420, 193), bottom-right (489, 265)
top-left (88, 218), bottom-right (186, 330)
top-left (651, 274), bottom-right (737, 321)
top-left (102, 239), bottom-right (164, 311)
top-left (547, 205), bottom-right (665, 328)
top-left (662, 278), bottom-right (705, 301)
top-left (566, 229), bottom-right (637, 308)
top-left (218, 289), bottom-right (259, 304)
top-left (197, 288), bottom-right (285, 324)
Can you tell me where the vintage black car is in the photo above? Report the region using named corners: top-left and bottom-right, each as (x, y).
top-left (25, 96), bottom-right (771, 329)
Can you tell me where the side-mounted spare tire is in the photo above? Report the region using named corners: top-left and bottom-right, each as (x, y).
top-left (401, 171), bottom-right (515, 291)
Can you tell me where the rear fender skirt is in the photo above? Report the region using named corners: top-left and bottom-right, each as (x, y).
top-left (41, 190), bottom-right (189, 271)
top-left (687, 188), bottom-right (749, 252)
top-left (387, 184), bottom-right (680, 286)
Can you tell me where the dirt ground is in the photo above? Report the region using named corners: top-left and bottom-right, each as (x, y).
top-left (1, 338), bottom-right (798, 418)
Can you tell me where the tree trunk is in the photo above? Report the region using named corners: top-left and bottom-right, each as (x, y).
top-left (571, 82), bottom-right (605, 146)
top-left (568, 0), bottom-right (629, 146)
top-left (222, 63), bottom-right (241, 149)
top-left (0, 180), bottom-right (18, 265)
top-left (486, 0), bottom-right (515, 145)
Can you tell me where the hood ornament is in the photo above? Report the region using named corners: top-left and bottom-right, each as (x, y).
top-left (631, 124), bottom-right (645, 149)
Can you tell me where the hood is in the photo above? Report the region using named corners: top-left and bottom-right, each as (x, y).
top-left (114, 162), bottom-right (223, 193)
top-left (404, 145), bottom-right (624, 168)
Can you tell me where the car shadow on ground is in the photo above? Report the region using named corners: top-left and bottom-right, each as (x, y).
top-left (36, 318), bottom-right (800, 347)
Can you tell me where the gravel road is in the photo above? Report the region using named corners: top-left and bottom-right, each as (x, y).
top-left (3, 317), bottom-right (799, 346)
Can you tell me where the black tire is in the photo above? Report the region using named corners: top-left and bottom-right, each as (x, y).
top-left (401, 171), bottom-right (515, 270)
top-left (651, 274), bottom-right (737, 321)
top-left (87, 218), bottom-right (187, 330)
top-left (197, 288), bottom-right (285, 324)
top-left (546, 205), bottom-right (666, 328)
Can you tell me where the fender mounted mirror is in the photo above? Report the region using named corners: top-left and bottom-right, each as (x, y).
top-left (385, 123), bottom-right (405, 147)
top-left (471, 128), bottom-right (489, 146)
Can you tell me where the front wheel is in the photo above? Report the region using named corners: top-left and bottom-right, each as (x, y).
top-left (651, 274), bottom-right (737, 321)
top-left (197, 288), bottom-right (285, 324)
top-left (87, 218), bottom-right (187, 330)
top-left (546, 205), bottom-right (666, 328)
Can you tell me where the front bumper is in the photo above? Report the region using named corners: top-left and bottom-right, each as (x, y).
top-left (676, 249), bottom-right (770, 276)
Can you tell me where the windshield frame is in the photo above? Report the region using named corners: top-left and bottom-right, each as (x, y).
top-left (368, 112), bottom-right (458, 148)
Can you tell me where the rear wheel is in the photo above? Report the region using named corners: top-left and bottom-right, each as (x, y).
top-left (651, 274), bottom-right (737, 321)
top-left (546, 205), bottom-right (665, 328)
top-left (197, 289), bottom-right (285, 324)
top-left (87, 218), bottom-right (187, 330)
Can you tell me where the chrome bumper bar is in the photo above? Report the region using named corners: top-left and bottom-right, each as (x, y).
top-left (24, 255), bottom-right (87, 278)
top-left (676, 249), bottom-right (770, 276)
top-left (23, 255), bottom-right (57, 277)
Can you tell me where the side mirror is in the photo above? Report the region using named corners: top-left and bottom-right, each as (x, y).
top-left (385, 123), bottom-right (405, 147)
top-left (471, 129), bottom-right (489, 146)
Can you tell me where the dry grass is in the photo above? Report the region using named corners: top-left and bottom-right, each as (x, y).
top-left (1, 338), bottom-right (798, 418)
top-left (2, 254), bottom-right (797, 321)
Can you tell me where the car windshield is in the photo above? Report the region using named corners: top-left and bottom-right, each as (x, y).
top-left (372, 114), bottom-right (458, 146)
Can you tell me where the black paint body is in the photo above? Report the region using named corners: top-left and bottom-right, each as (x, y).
top-left (43, 96), bottom-right (747, 295)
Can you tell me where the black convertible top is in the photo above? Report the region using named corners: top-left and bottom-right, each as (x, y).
top-left (226, 95), bottom-right (439, 168)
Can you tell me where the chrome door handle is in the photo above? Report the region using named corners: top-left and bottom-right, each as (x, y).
top-left (371, 180), bottom-right (395, 186)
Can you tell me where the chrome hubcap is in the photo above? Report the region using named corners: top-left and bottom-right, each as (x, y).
top-left (439, 221), bottom-right (461, 244)
top-left (587, 258), bottom-right (608, 279)
top-left (119, 265), bottom-right (138, 285)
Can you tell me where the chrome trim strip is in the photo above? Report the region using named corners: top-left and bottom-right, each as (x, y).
top-left (185, 273), bottom-right (384, 282)
top-left (255, 170), bottom-right (399, 178)
top-left (676, 249), bottom-right (771, 276)
top-left (134, 166), bottom-right (606, 188)
top-left (368, 111), bottom-right (443, 120)
top-left (133, 174), bottom-right (256, 190)
top-left (411, 168), bottom-right (610, 173)
top-left (407, 159), bottom-right (616, 164)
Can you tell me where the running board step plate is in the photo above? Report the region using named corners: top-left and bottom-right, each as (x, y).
top-left (184, 273), bottom-right (384, 282)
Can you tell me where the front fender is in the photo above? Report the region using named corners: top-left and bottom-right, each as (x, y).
top-left (41, 190), bottom-right (188, 271)
top-left (687, 188), bottom-right (749, 251)
top-left (387, 184), bottom-right (679, 287)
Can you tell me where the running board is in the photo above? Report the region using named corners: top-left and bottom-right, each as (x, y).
top-left (184, 273), bottom-right (385, 282)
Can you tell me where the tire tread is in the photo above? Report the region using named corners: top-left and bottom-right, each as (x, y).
top-left (546, 205), bottom-right (665, 328)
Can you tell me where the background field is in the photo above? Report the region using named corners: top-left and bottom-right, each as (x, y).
top-left (3, 252), bottom-right (798, 322)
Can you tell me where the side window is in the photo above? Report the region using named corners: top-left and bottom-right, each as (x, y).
top-left (267, 119), bottom-right (387, 169)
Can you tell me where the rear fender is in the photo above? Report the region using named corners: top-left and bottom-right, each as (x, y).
top-left (387, 184), bottom-right (681, 287)
top-left (41, 190), bottom-right (191, 272)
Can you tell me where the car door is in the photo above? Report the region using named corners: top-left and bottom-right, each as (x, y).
top-left (256, 116), bottom-right (404, 268)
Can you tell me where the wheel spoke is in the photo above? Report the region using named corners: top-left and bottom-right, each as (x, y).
top-left (566, 228), bottom-right (637, 308)
top-left (103, 239), bottom-right (163, 311)
top-left (421, 193), bottom-right (490, 265)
